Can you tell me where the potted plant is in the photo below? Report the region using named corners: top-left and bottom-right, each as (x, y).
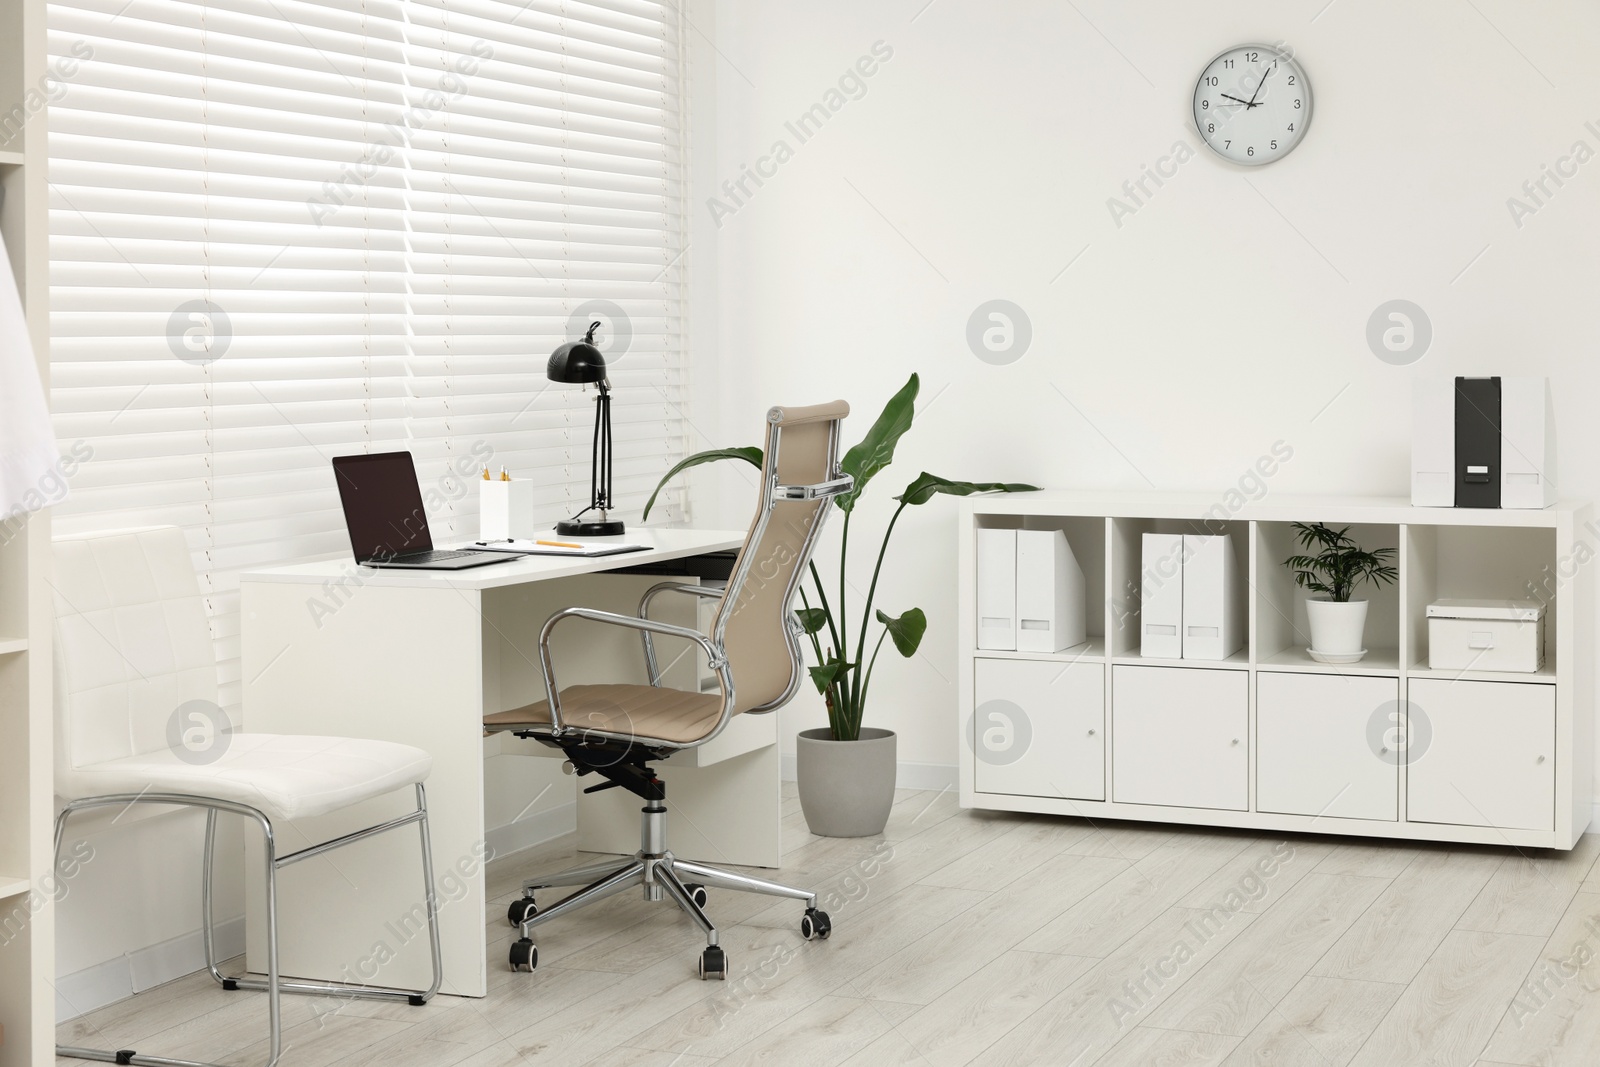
top-left (1283, 523), bottom-right (1397, 663)
top-left (644, 373), bottom-right (1036, 836)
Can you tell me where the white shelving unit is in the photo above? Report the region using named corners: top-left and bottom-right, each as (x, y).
top-left (958, 492), bottom-right (1594, 850)
top-left (0, 0), bottom-right (54, 1061)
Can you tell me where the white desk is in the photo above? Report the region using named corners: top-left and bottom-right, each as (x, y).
top-left (238, 527), bottom-right (777, 998)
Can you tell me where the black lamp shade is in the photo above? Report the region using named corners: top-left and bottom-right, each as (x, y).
top-left (547, 322), bottom-right (607, 384)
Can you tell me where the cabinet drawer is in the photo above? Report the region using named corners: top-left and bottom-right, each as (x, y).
top-left (1112, 665), bottom-right (1248, 811)
top-left (974, 657), bottom-right (1104, 800)
top-left (1407, 679), bottom-right (1554, 831)
top-left (1257, 672), bottom-right (1398, 822)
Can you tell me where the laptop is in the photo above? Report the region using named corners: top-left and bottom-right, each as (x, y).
top-left (333, 451), bottom-right (513, 570)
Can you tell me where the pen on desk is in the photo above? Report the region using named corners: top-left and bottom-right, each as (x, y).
top-left (536, 539), bottom-right (583, 549)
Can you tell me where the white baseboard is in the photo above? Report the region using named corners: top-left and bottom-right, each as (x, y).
top-left (780, 755), bottom-right (957, 793)
top-left (484, 801), bottom-right (577, 861)
top-left (58, 915), bottom-right (245, 1023)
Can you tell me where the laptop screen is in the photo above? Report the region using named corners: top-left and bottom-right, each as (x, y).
top-left (332, 452), bottom-right (434, 563)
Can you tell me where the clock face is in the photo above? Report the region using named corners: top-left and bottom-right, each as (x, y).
top-left (1192, 44), bottom-right (1312, 166)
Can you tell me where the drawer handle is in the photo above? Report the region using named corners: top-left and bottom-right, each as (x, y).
top-left (1087, 729), bottom-right (1096, 736)
top-left (1537, 755), bottom-right (1546, 764)
top-left (1231, 738), bottom-right (1240, 746)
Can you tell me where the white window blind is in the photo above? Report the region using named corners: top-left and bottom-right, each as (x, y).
top-left (48, 0), bottom-right (690, 710)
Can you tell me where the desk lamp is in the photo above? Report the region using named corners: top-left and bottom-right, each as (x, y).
top-left (548, 320), bottom-right (625, 536)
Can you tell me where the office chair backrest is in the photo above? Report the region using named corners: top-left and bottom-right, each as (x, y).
top-left (712, 401), bottom-right (849, 715)
top-left (53, 526), bottom-right (220, 775)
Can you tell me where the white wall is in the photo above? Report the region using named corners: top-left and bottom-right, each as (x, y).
top-left (54, 808), bottom-right (245, 1020)
top-left (698, 0), bottom-right (1600, 781)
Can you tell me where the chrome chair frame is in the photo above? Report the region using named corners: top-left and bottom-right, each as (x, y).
top-left (500, 405), bottom-right (850, 977)
top-left (55, 784), bottom-right (442, 1067)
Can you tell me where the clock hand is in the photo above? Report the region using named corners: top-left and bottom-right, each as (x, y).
top-left (1244, 65), bottom-right (1271, 107)
top-left (1219, 93), bottom-right (1253, 106)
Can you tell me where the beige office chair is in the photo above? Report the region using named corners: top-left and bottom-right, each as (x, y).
top-left (484, 400), bottom-right (851, 979)
top-left (52, 527), bottom-right (442, 1067)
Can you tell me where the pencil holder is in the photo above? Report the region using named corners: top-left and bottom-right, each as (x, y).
top-left (479, 479), bottom-right (536, 540)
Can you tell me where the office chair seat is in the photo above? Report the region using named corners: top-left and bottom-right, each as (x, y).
top-left (485, 684), bottom-right (723, 745)
top-left (58, 733), bottom-right (434, 822)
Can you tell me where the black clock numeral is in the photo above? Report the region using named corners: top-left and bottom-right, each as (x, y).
top-left (1245, 51), bottom-right (1258, 61)
top-left (1287, 75), bottom-right (1296, 85)
top-left (1294, 98), bottom-right (1302, 108)
top-left (1224, 58), bottom-right (1234, 68)
top-left (1271, 139), bottom-right (1278, 149)
top-left (1206, 76), bottom-right (1219, 86)
top-left (1201, 99), bottom-right (1209, 109)
top-left (1224, 140), bottom-right (1231, 149)
top-left (1207, 123), bottom-right (1215, 133)
top-left (1288, 123), bottom-right (1295, 131)
top-left (1247, 146), bottom-right (1255, 156)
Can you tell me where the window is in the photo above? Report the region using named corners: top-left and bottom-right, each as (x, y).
top-left (48, 0), bottom-right (689, 709)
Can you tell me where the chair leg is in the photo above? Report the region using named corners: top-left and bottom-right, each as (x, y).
top-left (262, 818), bottom-right (284, 1067)
top-left (655, 863), bottom-right (717, 947)
top-left (412, 783), bottom-right (445, 1004)
top-left (201, 809), bottom-right (226, 988)
top-left (218, 790), bottom-right (443, 1006)
top-left (521, 855), bottom-right (637, 892)
top-left (668, 857), bottom-right (818, 907)
top-left (517, 860), bottom-right (646, 935)
top-left (56, 790), bottom-right (444, 1067)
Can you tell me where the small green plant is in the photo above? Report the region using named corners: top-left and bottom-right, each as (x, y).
top-left (643, 373), bottom-right (1037, 742)
top-left (1283, 523), bottom-right (1397, 602)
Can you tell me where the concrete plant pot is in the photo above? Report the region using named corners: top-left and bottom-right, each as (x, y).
top-left (796, 727), bottom-right (897, 838)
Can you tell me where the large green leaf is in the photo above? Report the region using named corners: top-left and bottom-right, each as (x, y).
top-left (874, 607), bottom-right (927, 658)
top-left (642, 446), bottom-right (763, 520)
top-left (837, 374), bottom-right (919, 513)
top-left (895, 472), bottom-right (1040, 507)
top-left (809, 658), bottom-right (849, 694)
top-left (793, 608), bottom-right (829, 635)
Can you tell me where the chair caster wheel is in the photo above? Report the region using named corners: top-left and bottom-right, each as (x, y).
top-left (684, 882), bottom-right (708, 908)
top-left (507, 897), bottom-right (537, 928)
top-left (698, 945), bottom-right (728, 980)
top-left (509, 938), bottom-right (538, 972)
top-left (801, 908), bottom-right (831, 941)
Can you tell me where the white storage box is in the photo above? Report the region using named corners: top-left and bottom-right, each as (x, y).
top-left (1426, 599), bottom-right (1545, 673)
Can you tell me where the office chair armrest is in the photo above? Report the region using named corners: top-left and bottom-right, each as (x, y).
top-left (537, 606), bottom-right (732, 739)
top-left (773, 474), bottom-right (853, 501)
top-left (638, 582), bottom-right (726, 687)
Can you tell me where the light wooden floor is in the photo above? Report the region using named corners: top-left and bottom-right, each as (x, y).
top-left (58, 784), bottom-right (1600, 1066)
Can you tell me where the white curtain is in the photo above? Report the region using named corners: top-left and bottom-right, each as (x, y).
top-left (48, 0), bottom-right (689, 709)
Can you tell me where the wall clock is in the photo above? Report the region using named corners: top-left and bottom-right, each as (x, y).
top-left (1192, 43), bottom-right (1312, 165)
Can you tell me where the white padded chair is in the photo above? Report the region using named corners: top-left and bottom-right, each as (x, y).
top-left (52, 527), bottom-right (442, 1067)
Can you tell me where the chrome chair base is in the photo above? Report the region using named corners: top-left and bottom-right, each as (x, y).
top-left (55, 784), bottom-right (443, 1067)
top-left (507, 802), bottom-right (830, 979)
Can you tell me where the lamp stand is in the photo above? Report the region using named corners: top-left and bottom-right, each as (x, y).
top-left (557, 381), bottom-right (626, 537)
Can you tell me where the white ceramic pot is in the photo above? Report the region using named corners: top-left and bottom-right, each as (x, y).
top-left (1306, 598), bottom-right (1369, 657)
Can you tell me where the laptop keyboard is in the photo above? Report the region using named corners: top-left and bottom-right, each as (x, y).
top-left (388, 549), bottom-right (480, 564)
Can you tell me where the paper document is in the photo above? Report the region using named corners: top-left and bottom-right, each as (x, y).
top-left (470, 538), bottom-right (651, 558)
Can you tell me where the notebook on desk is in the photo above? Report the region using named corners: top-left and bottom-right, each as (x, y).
top-left (470, 538), bottom-right (651, 558)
